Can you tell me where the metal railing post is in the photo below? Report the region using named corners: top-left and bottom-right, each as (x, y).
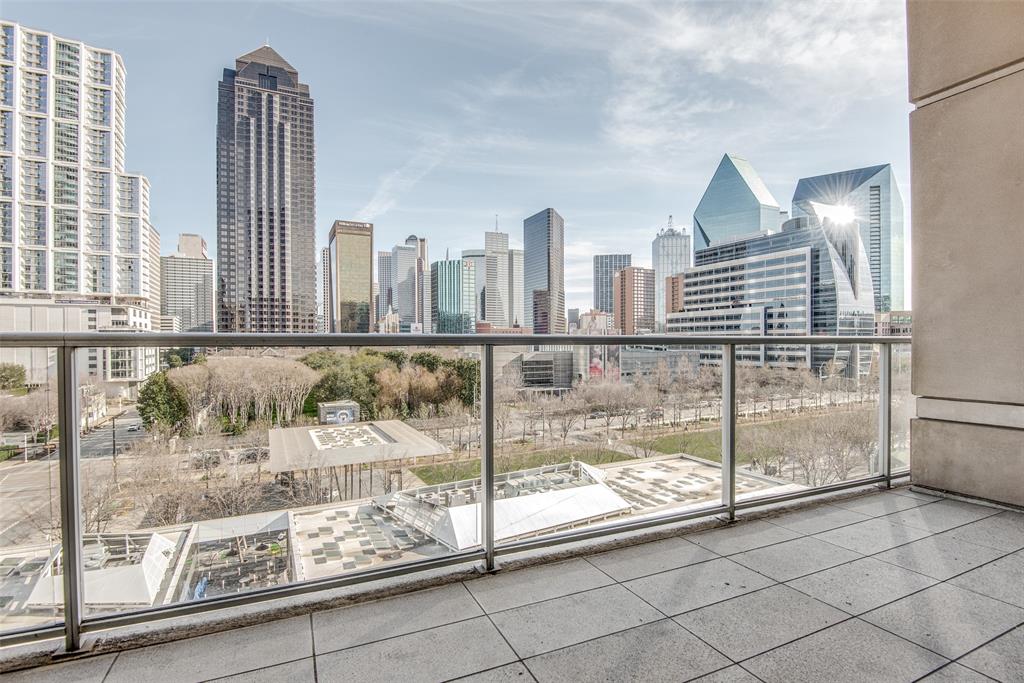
top-left (721, 344), bottom-right (736, 521)
top-left (480, 344), bottom-right (496, 571)
top-left (879, 343), bottom-right (892, 488)
top-left (56, 346), bottom-right (84, 651)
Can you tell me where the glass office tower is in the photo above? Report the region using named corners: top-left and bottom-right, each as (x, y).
top-left (523, 208), bottom-right (566, 334)
top-left (216, 46), bottom-right (315, 333)
top-left (692, 154), bottom-right (783, 250)
top-left (431, 257), bottom-right (476, 334)
top-left (792, 164), bottom-right (905, 312)
top-left (327, 221), bottom-right (373, 333)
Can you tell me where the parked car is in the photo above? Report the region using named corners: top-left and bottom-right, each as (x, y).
top-left (126, 424), bottom-right (141, 432)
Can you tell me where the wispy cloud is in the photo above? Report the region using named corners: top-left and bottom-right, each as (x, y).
top-left (355, 134), bottom-right (452, 221)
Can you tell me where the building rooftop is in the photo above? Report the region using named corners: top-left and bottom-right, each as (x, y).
top-left (267, 420), bottom-right (450, 473)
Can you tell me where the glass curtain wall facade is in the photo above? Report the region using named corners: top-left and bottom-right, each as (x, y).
top-left (327, 220), bottom-right (372, 333)
top-left (431, 257), bottom-right (476, 333)
top-left (791, 164), bottom-right (905, 312)
top-left (523, 208), bottom-right (565, 334)
top-left (216, 46), bottom-right (315, 333)
top-left (692, 154), bottom-right (782, 250)
top-left (667, 214), bottom-right (876, 374)
top-left (593, 253), bottom-right (630, 315)
top-left (461, 249), bottom-right (485, 321)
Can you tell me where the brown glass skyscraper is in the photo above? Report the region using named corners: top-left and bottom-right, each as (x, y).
top-left (216, 46), bottom-right (316, 333)
top-left (327, 221), bottom-right (373, 333)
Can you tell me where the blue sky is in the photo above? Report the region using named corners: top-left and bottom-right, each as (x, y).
top-left (7, 1), bottom-right (911, 310)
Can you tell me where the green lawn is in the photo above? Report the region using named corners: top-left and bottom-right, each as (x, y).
top-left (411, 447), bottom-right (631, 486)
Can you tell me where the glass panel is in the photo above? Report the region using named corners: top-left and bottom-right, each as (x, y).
top-left (489, 342), bottom-right (728, 549)
top-left (891, 343), bottom-right (912, 471)
top-left (0, 348), bottom-right (63, 633)
top-left (734, 342), bottom-right (881, 502)
top-left (77, 344), bottom-right (481, 617)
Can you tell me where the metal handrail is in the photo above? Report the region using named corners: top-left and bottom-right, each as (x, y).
top-left (0, 333), bottom-right (911, 652)
top-left (0, 331), bottom-right (911, 348)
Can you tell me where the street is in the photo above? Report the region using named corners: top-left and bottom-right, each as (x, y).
top-left (78, 406), bottom-right (146, 459)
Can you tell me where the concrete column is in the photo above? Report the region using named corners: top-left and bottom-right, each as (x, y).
top-left (907, 1), bottom-right (1024, 506)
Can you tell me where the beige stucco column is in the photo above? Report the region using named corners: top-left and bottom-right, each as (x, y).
top-left (907, 1), bottom-right (1024, 506)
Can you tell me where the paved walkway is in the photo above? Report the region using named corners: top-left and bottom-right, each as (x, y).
top-left (4, 487), bottom-right (1024, 682)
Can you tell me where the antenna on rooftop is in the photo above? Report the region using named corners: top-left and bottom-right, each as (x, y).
top-left (668, 214), bottom-right (674, 229)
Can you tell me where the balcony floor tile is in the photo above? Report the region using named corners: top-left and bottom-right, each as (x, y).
top-left (729, 537), bottom-right (862, 582)
top-left (0, 653), bottom-right (116, 683)
top-left (686, 519), bottom-right (801, 556)
top-left (314, 617), bottom-right (516, 683)
top-left (465, 558), bottom-right (613, 613)
top-left (523, 619), bottom-right (730, 683)
top-left (104, 615), bottom-right (313, 683)
top-left (949, 550), bottom-right (1024, 607)
top-left (585, 536), bottom-right (718, 582)
top-left (812, 517), bottom-right (934, 555)
top-left (786, 556), bottom-right (939, 615)
top-left (861, 583), bottom-right (1024, 659)
top-left (873, 534), bottom-right (1008, 580)
top-left (623, 557), bottom-right (774, 616)
top-left (208, 657), bottom-right (315, 682)
top-left (312, 583), bottom-right (482, 654)
top-left (742, 619), bottom-right (948, 683)
top-left (831, 492), bottom-right (934, 517)
top-left (449, 662), bottom-right (533, 682)
top-left (917, 663), bottom-right (997, 682)
top-left (763, 504), bottom-right (872, 535)
top-left (689, 665), bottom-right (762, 682)
top-left (958, 624), bottom-right (1024, 683)
top-left (941, 511), bottom-right (1024, 552)
top-left (489, 584), bottom-right (662, 658)
top-left (883, 499), bottom-right (1002, 534)
top-left (674, 585), bottom-right (848, 661)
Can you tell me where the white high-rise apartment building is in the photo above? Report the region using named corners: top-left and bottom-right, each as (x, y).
top-left (484, 230), bottom-right (509, 327)
top-left (0, 22), bottom-right (159, 394)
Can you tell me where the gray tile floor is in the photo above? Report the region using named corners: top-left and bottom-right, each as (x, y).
top-left (5, 487), bottom-right (1024, 682)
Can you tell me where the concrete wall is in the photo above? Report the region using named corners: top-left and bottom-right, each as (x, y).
top-left (907, 1), bottom-right (1024, 506)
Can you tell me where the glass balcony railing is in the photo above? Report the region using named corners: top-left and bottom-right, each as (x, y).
top-left (0, 332), bottom-right (910, 652)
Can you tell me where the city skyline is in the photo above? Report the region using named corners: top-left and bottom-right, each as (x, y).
top-left (2, 1), bottom-right (912, 312)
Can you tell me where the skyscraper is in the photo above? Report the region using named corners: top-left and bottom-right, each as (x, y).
top-left (216, 45), bottom-right (315, 333)
top-left (431, 256), bottom-right (476, 334)
top-left (161, 234), bottom-right (214, 333)
top-left (693, 154), bottom-right (783, 250)
top-left (523, 208), bottom-right (565, 334)
top-left (392, 235), bottom-right (430, 332)
top-left (791, 164), bottom-right (905, 311)
top-left (319, 246), bottom-right (330, 333)
top-left (652, 218), bottom-right (691, 330)
top-left (484, 231), bottom-right (510, 327)
top-left (593, 254), bottom-right (631, 314)
top-left (327, 221), bottom-right (373, 333)
top-left (0, 22), bottom-right (159, 392)
top-left (508, 248), bottom-right (524, 327)
top-left (376, 250), bottom-right (393, 325)
top-left (462, 248), bottom-right (486, 320)
top-left (613, 266), bottom-right (655, 335)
